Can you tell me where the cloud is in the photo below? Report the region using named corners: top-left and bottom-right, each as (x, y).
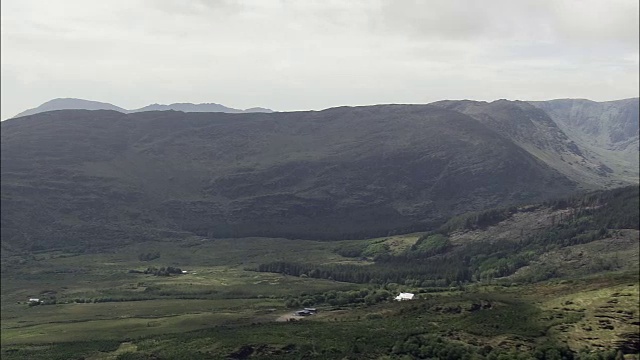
top-left (1, 0), bottom-right (638, 119)
top-left (371, 0), bottom-right (638, 46)
top-left (548, 0), bottom-right (639, 47)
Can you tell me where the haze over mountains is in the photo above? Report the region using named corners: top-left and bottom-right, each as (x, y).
top-left (11, 98), bottom-right (274, 118)
top-left (1, 97), bottom-right (638, 252)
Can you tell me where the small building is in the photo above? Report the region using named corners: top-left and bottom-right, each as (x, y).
top-left (394, 292), bottom-right (415, 301)
top-left (28, 298), bottom-right (40, 303)
top-left (181, 270), bottom-right (188, 274)
top-left (295, 310), bottom-right (313, 316)
top-left (303, 308), bottom-right (317, 313)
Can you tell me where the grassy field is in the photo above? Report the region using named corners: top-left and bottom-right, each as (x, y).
top-left (1, 231), bottom-right (638, 359)
top-left (1, 236), bottom-right (372, 347)
top-left (4, 273), bottom-right (637, 359)
top-left (1, 237), bottom-right (365, 301)
top-left (539, 276), bottom-right (640, 352)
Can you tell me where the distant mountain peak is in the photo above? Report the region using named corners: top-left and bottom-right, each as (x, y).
top-left (130, 102), bottom-right (274, 114)
top-left (13, 98), bottom-right (127, 118)
top-left (244, 107), bottom-right (274, 113)
top-left (12, 98), bottom-right (274, 118)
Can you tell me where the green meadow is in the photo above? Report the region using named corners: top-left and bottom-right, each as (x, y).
top-left (2, 187), bottom-right (639, 359)
top-left (2, 234), bottom-right (638, 359)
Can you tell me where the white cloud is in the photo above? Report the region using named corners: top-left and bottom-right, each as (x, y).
top-left (1, 0), bottom-right (638, 119)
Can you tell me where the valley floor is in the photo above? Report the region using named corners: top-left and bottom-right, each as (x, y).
top-left (1, 233), bottom-right (638, 359)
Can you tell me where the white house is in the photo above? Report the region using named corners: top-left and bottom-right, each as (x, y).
top-left (394, 292), bottom-right (415, 301)
top-left (28, 298), bottom-right (40, 303)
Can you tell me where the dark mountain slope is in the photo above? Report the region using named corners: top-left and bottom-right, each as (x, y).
top-left (530, 98), bottom-right (639, 184)
top-left (1, 106), bottom-right (577, 251)
top-left (431, 99), bottom-right (628, 188)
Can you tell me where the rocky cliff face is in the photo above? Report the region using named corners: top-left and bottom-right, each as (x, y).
top-left (531, 98), bottom-right (638, 147)
top-left (431, 99), bottom-right (627, 189)
top-left (530, 98), bottom-right (639, 184)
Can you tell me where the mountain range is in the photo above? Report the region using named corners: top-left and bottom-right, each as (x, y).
top-left (432, 99), bottom-right (638, 187)
top-left (1, 97), bottom-right (638, 253)
top-left (530, 98), bottom-right (639, 184)
top-left (11, 98), bottom-right (274, 118)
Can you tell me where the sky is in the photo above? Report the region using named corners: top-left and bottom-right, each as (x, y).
top-left (1, 0), bottom-right (638, 119)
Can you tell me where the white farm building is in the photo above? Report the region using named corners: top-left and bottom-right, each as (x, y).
top-left (395, 292), bottom-right (415, 301)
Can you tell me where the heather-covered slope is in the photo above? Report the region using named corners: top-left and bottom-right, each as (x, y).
top-left (1, 105), bottom-right (576, 251)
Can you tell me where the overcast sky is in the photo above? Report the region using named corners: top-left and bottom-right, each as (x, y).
top-left (1, 0), bottom-right (638, 119)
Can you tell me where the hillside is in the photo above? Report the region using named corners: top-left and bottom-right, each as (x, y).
top-left (259, 185), bottom-right (640, 285)
top-left (1, 185), bottom-right (637, 359)
top-left (0, 105), bottom-right (577, 252)
top-left (431, 99), bottom-right (632, 188)
top-left (530, 98), bottom-right (639, 184)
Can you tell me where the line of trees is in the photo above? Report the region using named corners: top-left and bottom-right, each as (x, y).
top-left (284, 288), bottom-right (393, 308)
top-left (256, 186), bottom-right (639, 285)
top-left (140, 266), bottom-right (183, 276)
top-left (389, 334), bottom-right (624, 360)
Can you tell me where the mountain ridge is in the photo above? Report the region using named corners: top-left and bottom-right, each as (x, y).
top-left (11, 98), bottom-right (274, 118)
top-left (12, 97), bottom-right (638, 120)
top-left (1, 104), bottom-right (578, 251)
top-left (2, 98), bottom-right (637, 252)
top-left (430, 99), bottom-right (623, 188)
top-left (530, 97), bottom-right (639, 185)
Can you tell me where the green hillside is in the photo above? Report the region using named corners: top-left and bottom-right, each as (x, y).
top-left (1, 186), bottom-right (638, 359)
top-left (1, 102), bottom-right (638, 359)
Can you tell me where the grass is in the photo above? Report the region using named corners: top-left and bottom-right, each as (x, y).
top-left (88, 341), bottom-right (138, 360)
top-left (540, 281), bottom-right (640, 351)
top-left (3, 311), bottom-right (255, 344)
top-left (1, 237), bottom-right (365, 347)
top-left (1, 238), bottom-right (362, 303)
top-left (1, 233), bottom-right (638, 359)
top-left (2, 298), bottom-right (281, 331)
